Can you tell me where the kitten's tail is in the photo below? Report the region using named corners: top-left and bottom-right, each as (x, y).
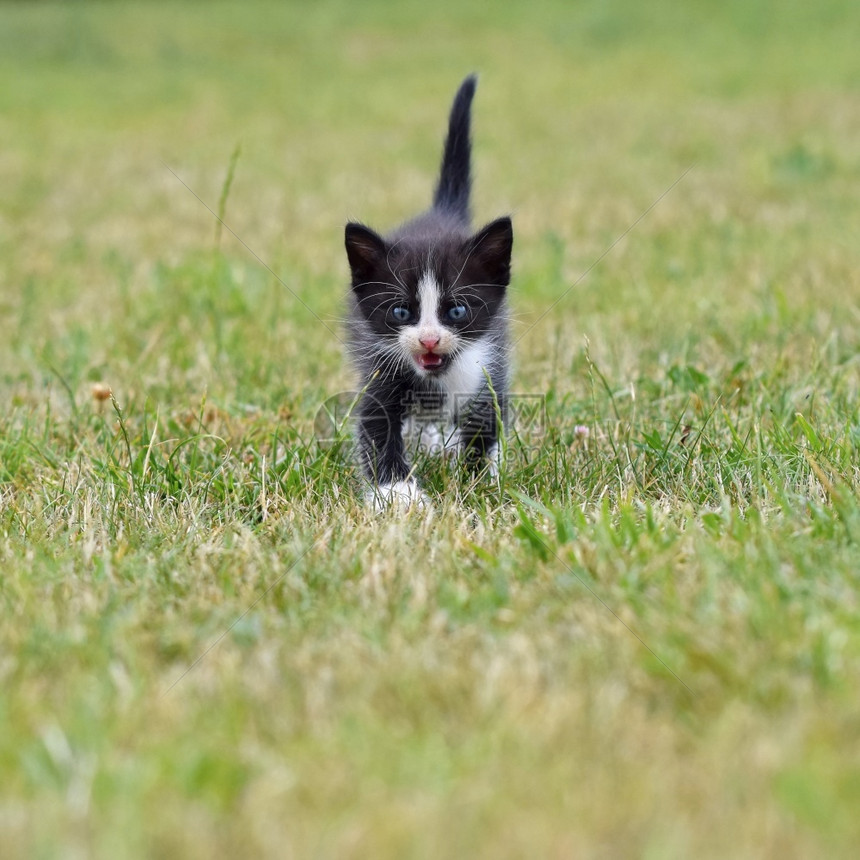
top-left (433, 74), bottom-right (477, 223)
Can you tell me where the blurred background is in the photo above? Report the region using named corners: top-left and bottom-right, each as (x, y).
top-left (3, 0), bottom-right (859, 412)
top-left (3, 4), bottom-right (860, 857)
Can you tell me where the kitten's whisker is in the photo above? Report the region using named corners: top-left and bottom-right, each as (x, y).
top-left (385, 239), bottom-right (410, 291)
top-left (353, 279), bottom-right (411, 301)
top-left (451, 240), bottom-right (483, 289)
top-left (366, 298), bottom-right (397, 318)
top-left (454, 291), bottom-right (492, 309)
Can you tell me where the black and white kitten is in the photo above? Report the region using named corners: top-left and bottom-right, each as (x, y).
top-left (344, 75), bottom-right (513, 508)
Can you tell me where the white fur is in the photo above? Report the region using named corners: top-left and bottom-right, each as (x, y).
top-left (402, 416), bottom-right (461, 457)
top-left (397, 274), bottom-right (455, 362)
top-left (402, 417), bottom-right (444, 455)
top-left (367, 479), bottom-right (431, 512)
top-left (392, 271), bottom-right (497, 474)
top-left (417, 273), bottom-right (441, 331)
top-left (440, 338), bottom-right (494, 415)
top-left (486, 442), bottom-right (501, 479)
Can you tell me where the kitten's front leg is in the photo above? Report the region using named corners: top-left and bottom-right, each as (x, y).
top-left (357, 387), bottom-right (429, 511)
top-left (457, 389), bottom-right (504, 477)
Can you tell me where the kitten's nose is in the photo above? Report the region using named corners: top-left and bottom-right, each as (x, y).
top-left (419, 335), bottom-right (440, 350)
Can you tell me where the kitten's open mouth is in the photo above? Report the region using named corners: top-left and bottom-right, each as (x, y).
top-left (415, 352), bottom-right (448, 373)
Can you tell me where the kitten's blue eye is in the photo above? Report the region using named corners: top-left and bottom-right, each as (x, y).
top-left (446, 304), bottom-right (468, 321)
top-left (391, 305), bottom-right (412, 322)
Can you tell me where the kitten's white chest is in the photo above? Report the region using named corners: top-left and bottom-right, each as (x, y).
top-left (402, 339), bottom-right (494, 456)
top-left (439, 339), bottom-right (494, 413)
top-left (401, 416), bottom-right (460, 457)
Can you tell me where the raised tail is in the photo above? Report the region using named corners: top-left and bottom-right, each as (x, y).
top-left (433, 74), bottom-right (477, 223)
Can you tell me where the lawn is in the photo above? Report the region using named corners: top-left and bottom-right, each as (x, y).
top-left (2, 0), bottom-right (860, 857)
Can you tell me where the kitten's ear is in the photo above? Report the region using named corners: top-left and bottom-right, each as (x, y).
top-left (466, 216), bottom-right (513, 286)
top-left (345, 222), bottom-right (386, 285)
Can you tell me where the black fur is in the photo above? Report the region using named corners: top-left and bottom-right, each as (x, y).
top-left (433, 73), bottom-right (476, 221)
top-left (344, 76), bottom-right (513, 496)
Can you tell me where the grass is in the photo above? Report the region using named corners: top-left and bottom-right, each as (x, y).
top-left (2, 0), bottom-right (860, 856)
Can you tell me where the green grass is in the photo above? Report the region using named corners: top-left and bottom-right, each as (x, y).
top-left (2, 0), bottom-right (860, 856)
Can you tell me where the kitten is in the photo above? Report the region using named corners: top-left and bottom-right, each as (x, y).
top-left (344, 75), bottom-right (513, 508)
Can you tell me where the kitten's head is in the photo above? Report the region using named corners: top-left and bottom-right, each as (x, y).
top-left (345, 215), bottom-right (512, 377)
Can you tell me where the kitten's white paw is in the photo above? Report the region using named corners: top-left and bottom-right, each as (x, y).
top-left (367, 480), bottom-right (431, 512)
